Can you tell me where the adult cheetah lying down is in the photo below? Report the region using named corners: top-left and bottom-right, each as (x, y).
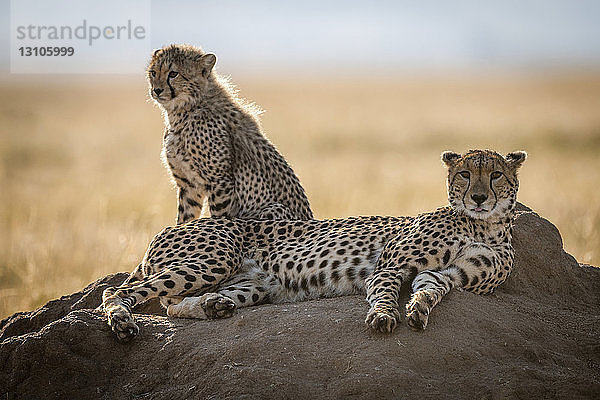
top-left (103, 149), bottom-right (526, 341)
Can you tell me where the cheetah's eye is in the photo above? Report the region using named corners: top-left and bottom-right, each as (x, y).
top-left (491, 171), bottom-right (503, 180)
top-left (150, 70), bottom-right (156, 78)
top-left (459, 171), bottom-right (470, 179)
top-left (168, 71), bottom-right (179, 79)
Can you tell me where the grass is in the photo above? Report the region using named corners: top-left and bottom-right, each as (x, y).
top-left (1, 73), bottom-right (599, 319)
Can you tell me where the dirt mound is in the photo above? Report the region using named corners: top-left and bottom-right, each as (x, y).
top-left (1, 210), bottom-right (599, 399)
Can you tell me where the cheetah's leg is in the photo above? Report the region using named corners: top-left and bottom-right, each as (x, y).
top-left (365, 265), bottom-right (414, 333)
top-left (255, 203), bottom-right (295, 220)
top-left (206, 174), bottom-right (237, 218)
top-left (405, 270), bottom-right (454, 330)
top-left (176, 186), bottom-right (204, 224)
top-left (167, 261), bottom-right (276, 319)
top-left (94, 263), bottom-right (145, 313)
top-left (365, 233), bottom-right (440, 333)
top-left (405, 243), bottom-right (501, 330)
top-left (102, 264), bottom-right (232, 342)
top-left (121, 263), bottom-right (145, 285)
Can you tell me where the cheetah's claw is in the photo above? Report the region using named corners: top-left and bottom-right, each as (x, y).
top-left (365, 307), bottom-right (401, 333)
top-left (405, 297), bottom-right (430, 330)
top-left (107, 307), bottom-right (139, 343)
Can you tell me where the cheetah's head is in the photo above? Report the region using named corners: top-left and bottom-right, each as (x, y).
top-left (147, 44), bottom-right (217, 110)
top-left (442, 149), bottom-right (526, 220)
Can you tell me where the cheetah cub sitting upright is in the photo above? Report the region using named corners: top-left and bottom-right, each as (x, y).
top-left (103, 149), bottom-right (526, 342)
top-left (148, 44), bottom-right (313, 224)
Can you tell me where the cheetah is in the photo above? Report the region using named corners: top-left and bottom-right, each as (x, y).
top-left (148, 44), bottom-right (313, 224)
top-left (103, 149), bottom-right (526, 341)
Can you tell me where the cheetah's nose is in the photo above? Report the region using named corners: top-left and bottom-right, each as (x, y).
top-left (471, 194), bottom-right (488, 205)
top-left (153, 88), bottom-right (164, 96)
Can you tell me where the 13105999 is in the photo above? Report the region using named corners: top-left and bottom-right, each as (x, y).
top-left (18, 47), bottom-right (75, 56)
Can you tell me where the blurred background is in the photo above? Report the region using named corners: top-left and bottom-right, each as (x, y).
top-left (1, 0), bottom-right (599, 318)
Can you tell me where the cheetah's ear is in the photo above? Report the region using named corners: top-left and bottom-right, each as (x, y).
top-left (200, 53), bottom-right (217, 78)
top-left (505, 151), bottom-right (527, 169)
top-left (152, 48), bottom-right (161, 58)
top-left (441, 151), bottom-right (461, 167)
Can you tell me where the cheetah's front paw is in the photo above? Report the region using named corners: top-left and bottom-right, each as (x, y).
top-left (405, 292), bottom-right (431, 330)
top-left (365, 306), bottom-right (401, 333)
top-left (106, 306), bottom-right (139, 343)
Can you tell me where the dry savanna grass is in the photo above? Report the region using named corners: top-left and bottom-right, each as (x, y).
top-left (1, 74), bottom-right (599, 319)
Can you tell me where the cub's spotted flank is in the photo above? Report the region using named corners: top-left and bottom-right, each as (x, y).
top-left (148, 44), bottom-right (313, 224)
top-left (103, 150), bottom-right (526, 342)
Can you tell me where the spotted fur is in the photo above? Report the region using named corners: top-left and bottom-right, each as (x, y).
top-left (103, 149), bottom-right (526, 341)
top-left (148, 44), bottom-right (313, 224)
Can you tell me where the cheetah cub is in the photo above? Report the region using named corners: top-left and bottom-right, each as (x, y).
top-left (103, 149), bottom-right (525, 342)
top-left (148, 44), bottom-right (313, 224)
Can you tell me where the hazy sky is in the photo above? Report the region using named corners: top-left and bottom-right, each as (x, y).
top-left (2, 0), bottom-right (600, 75)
